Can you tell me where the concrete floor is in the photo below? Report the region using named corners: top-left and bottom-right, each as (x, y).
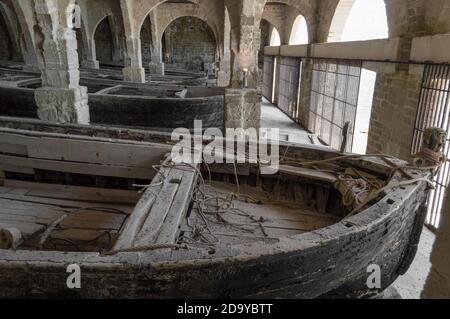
top-left (391, 227), bottom-right (435, 299)
top-left (261, 98), bottom-right (321, 145)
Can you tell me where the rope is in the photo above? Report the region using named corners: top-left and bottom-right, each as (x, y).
top-left (345, 177), bottom-right (434, 218)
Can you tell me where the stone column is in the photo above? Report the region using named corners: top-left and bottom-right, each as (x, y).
top-left (81, 38), bottom-right (100, 69)
top-left (122, 36), bottom-right (146, 82)
top-left (297, 57), bottom-right (313, 128)
top-left (225, 88), bottom-right (262, 130)
top-left (11, 0), bottom-right (41, 72)
top-left (33, 0), bottom-right (90, 124)
top-left (422, 188), bottom-right (450, 298)
top-left (366, 64), bottom-right (423, 161)
top-left (109, 15), bottom-right (124, 63)
top-left (120, 0), bottom-right (145, 82)
top-left (224, 0), bottom-right (265, 130)
top-left (147, 11), bottom-right (164, 76)
top-left (218, 6), bottom-right (231, 87)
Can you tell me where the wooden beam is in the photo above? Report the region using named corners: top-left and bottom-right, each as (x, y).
top-left (114, 163), bottom-right (198, 250)
top-left (3, 180), bottom-right (140, 205)
top-left (277, 165), bottom-right (337, 184)
top-left (0, 131), bottom-right (171, 168)
top-left (0, 154), bottom-right (156, 179)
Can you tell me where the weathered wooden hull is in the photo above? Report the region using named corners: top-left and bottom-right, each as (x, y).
top-left (0, 68), bottom-right (224, 130)
top-left (0, 186), bottom-right (427, 299)
top-left (0, 118), bottom-right (429, 299)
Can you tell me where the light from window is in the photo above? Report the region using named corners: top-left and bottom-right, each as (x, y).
top-left (342, 0), bottom-right (388, 41)
top-left (270, 28), bottom-right (281, 46)
top-left (289, 15), bottom-right (308, 45)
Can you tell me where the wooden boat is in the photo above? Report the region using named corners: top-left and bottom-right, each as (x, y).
top-left (0, 66), bottom-right (224, 130)
top-left (0, 117), bottom-right (432, 298)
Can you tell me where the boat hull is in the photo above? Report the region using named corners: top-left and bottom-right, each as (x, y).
top-left (0, 117), bottom-right (429, 299)
top-left (0, 176), bottom-right (428, 299)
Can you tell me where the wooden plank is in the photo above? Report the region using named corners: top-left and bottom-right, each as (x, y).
top-left (278, 165), bottom-right (338, 184)
top-left (113, 165), bottom-right (170, 250)
top-left (0, 143), bottom-right (28, 156)
top-left (0, 191), bottom-right (134, 214)
top-left (0, 162), bottom-right (34, 174)
top-left (0, 206), bottom-right (124, 230)
top-left (0, 154), bottom-right (156, 179)
top-left (3, 180), bottom-right (140, 205)
top-left (114, 162), bottom-right (199, 249)
top-left (0, 196), bottom-right (128, 224)
top-left (155, 169), bottom-right (198, 244)
top-left (133, 175), bottom-right (181, 246)
top-left (0, 132), bottom-right (170, 168)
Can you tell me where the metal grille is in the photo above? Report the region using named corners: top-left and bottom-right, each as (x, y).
top-left (309, 59), bottom-right (362, 152)
top-left (263, 56), bottom-right (275, 101)
top-left (278, 57), bottom-right (302, 121)
top-left (412, 65), bottom-right (450, 231)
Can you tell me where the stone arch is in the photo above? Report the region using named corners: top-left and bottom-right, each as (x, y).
top-left (75, 18), bottom-right (87, 64)
top-left (260, 19), bottom-right (272, 49)
top-left (0, 1), bottom-right (23, 61)
top-left (159, 15), bottom-right (219, 49)
top-left (270, 27), bottom-right (281, 46)
top-left (162, 16), bottom-right (217, 73)
top-left (328, 0), bottom-right (389, 42)
top-left (93, 15), bottom-right (115, 64)
top-left (265, 0), bottom-right (317, 43)
top-left (289, 14), bottom-right (309, 45)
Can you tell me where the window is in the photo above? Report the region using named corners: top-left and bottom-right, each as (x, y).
top-left (329, 0), bottom-right (388, 42)
top-left (412, 65), bottom-right (450, 231)
top-left (263, 56), bottom-right (275, 101)
top-left (289, 15), bottom-right (308, 45)
top-left (278, 57), bottom-right (302, 121)
top-left (270, 28), bottom-right (281, 46)
top-left (309, 59), bottom-right (362, 152)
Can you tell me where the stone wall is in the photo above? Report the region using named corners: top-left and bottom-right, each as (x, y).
top-left (298, 58), bottom-right (313, 129)
top-left (94, 18), bottom-right (114, 65)
top-left (366, 65), bottom-right (422, 160)
top-left (89, 94), bottom-right (224, 130)
top-left (163, 17), bottom-right (216, 73)
top-left (258, 19), bottom-right (271, 71)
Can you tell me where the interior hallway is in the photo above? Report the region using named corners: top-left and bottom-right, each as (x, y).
top-left (261, 98), bottom-right (321, 146)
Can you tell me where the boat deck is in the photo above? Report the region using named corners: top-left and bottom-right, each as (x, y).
top-left (0, 181), bottom-right (139, 252)
top-left (179, 182), bottom-right (340, 247)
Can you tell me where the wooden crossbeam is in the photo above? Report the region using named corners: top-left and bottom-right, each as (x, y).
top-left (114, 162), bottom-right (198, 250)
